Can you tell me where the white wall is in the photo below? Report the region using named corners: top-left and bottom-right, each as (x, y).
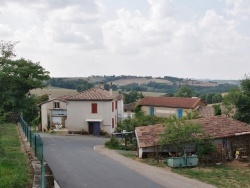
top-left (66, 100), bottom-right (117, 134)
top-left (40, 99), bottom-right (67, 131)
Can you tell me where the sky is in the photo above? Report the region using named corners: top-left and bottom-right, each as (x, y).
top-left (1, 0), bottom-right (250, 80)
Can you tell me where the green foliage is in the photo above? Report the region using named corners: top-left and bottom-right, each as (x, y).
top-left (105, 136), bottom-right (121, 149)
top-left (159, 118), bottom-right (206, 155)
top-left (47, 78), bottom-right (94, 91)
top-left (36, 94), bottom-right (49, 104)
top-left (124, 91), bottom-right (144, 104)
top-left (222, 76), bottom-right (250, 123)
top-left (196, 139), bottom-right (216, 158)
top-left (184, 110), bottom-right (201, 120)
top-left (0, 41), bottom-right (50, 120)
top-left (175, 86), bottom-right (195, 97)
top-left (212, 104), bottom-right (222, 116)
top-left (0, 124), bottom-right (31, 187)
top-left (117, 113), bottom-right (166, 132)
top-left (222, 87), bottom-right (240, 116)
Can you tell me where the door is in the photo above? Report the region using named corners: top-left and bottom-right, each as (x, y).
top-left (88, 122), bottom-right (94, 134)
top-left (150, 107), bottom-right (154, 116)
top-left (93, 122), bottom-right (100, 136)
top-left (88, 122), bottom-right (100, 136)
top-left (177, 109), bottom-right (183, 118)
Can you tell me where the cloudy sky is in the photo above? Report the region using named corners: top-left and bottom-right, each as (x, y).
top-left (1, 0), bottom-right (250, 79)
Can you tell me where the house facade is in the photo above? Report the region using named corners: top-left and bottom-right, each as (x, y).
top-left (138, 96), bottom-right (206, 118)
top-left (66, 86), bottom-right (119, 135)
top-left (38, 95), bottom-right (70, 131)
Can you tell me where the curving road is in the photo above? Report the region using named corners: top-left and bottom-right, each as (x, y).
top-left (40, 134), bottom-right (164, 188)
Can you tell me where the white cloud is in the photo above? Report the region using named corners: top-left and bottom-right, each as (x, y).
top-left (225, 0), bottom-right (250, 20)
top-left (0, 0), bottom-right (250, 79)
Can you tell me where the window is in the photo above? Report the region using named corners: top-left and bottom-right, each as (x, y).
top-left (112, 102), bottom-right (114, 112)
top-left (112, 118), bottom-right (114, 128)
top-left (115, 101), bottom-right (118, 110)
top-left (54, 102), bottom-right (60, 109)
top-left (91, 103), bottom-right (97, 113)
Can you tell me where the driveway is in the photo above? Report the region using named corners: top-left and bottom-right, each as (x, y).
top-left (40, 134), bottom-right (164, 188)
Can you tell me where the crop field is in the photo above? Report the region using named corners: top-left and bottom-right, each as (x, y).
top-left (30, 86), bottom-right (78, 97)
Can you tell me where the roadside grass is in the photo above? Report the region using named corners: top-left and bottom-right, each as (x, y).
top-left (172, 165), bottom-right (250, 188)
top-left (0, 124), bottom-right (31, 188)
top-left (120, 151), bottom-right (250, 187)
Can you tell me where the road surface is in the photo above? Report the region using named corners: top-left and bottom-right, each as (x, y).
top-left (40, 134), bottom-right (164, 188)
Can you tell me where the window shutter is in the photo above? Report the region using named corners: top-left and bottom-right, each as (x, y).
top-left (92, 103), bottom-right (97, 113)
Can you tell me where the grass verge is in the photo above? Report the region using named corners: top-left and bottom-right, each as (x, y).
top-left (172, 164), bottom-right (250, 188)
top-left (120, 151), bottom-right (250, 187)
top-left (0, 124), bottom-right (31, 187)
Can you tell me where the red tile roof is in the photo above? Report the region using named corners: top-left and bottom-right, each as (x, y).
top-left (135, 124), bottom-right (164, 148)
top-left (193, 116), bottom-right (250, 139)
top-left (67, 87), bottom-right (114, 101)
top-left (135, 116), bottom-right (250, 148)
top-left (138, 96), bottom-right (205, 109)
top-left (198, 106), bottom-right (214, 118)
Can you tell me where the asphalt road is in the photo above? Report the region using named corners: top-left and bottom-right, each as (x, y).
top-left (40, 134), bottom-right (164, 188)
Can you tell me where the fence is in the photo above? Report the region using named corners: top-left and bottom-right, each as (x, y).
top-left (19, 116), bottom-right (45, 188)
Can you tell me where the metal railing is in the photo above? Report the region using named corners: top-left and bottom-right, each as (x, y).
top-left (19, 116), bottom-right (45, 188)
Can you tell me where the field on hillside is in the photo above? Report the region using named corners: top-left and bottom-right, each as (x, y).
top-left (30, 86), bottom-right (166, 98)
top-left (30, 86), bottom-right (78, 97)
top-left (110, 78), bottom-right (173, 85)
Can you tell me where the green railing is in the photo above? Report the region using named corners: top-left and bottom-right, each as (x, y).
top-left (19, 116), bottom-right (45, 188)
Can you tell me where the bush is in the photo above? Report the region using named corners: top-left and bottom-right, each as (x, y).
top-left (105, 137), bottom-right (120, 149)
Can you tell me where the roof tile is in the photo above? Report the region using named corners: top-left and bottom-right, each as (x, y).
top-left (138, 96), bottom-right (205, 109)
top-left (67, 87), bottom-right (114, 101)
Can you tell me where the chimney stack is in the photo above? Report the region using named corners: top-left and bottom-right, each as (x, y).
top-left (49, 94), bottom-right (52, 100)
top-left (109, 82), bottom-right (113, 95)
top-left (99, 82), bottom-right (104, 89)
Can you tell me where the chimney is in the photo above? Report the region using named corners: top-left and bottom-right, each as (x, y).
top-left (109, 82), bottom-right (113, 95)
top-left (49, 94), bottom-right (52, 100)
top-left (99, 82), bottom-right (104, 89)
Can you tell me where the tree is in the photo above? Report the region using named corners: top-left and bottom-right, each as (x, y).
top-left (222, 76), bottom-right (250, 123)
top-left (0, 41), bottom-right (50, 122)
top-left (205, 93), bottom-right (213, 104)
top-left (212, 104), bottom-right (222, 116)
top-left (124, 91), bottom-right (144, 104)
top-left (159, 118), bottom-right (206, 155)
top-left (222, 87), bottom-right (241, 117)
top-left (174, 86), bottom-right (194, 98)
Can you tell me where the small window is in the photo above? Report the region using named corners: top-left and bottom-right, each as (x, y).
top-left (54, 102), bottom-right (60, 109)
top-left (112, 102), bottom-right (114, 112)
top-left (115, 101), bottom-right (118, 110)
top-left (92, 103), bottom-right (97, 113)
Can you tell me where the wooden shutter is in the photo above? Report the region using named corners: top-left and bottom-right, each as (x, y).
top-left (92, 103), bottom-right (97, 113)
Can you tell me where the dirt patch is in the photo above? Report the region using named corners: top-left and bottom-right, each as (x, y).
top-left (226, 160), bottom-right (250, 168)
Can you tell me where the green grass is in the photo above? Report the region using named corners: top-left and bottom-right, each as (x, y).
top-left (172, 165), bottom-right (250, 188)
top-left (0, 124), bottom-right (31, 188)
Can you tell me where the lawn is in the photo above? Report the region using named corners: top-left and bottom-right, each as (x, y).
top-left (0, 124), bottom-right (31, 187)
top-left (172, 164), bottom-right (250, 188)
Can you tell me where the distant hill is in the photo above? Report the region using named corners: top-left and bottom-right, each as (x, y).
top-left (45, 75), bottom-right (239, 96)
